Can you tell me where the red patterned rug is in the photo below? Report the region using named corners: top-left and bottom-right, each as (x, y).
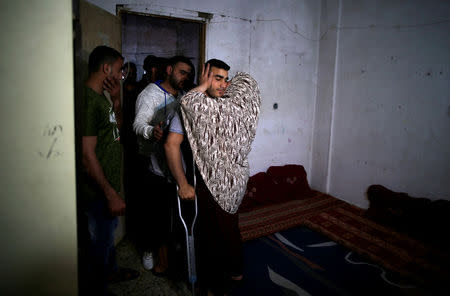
top-left (239, 191), bottom-right (342, 241)
top-left (238, 191), bottom-right (450, 288)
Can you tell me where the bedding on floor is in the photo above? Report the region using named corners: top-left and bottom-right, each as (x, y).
top-left (238, 164), bottom-right (450, 289)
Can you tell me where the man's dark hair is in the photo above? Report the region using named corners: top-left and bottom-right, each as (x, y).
top-left (143, 55), bottom-right (167, 72)
top-left (143, 55), bottom-right (157, 72)
top-left (205, 58), bottom-right (230, 71)
top-left (167, 55), bottom-right (194, 68)
top-left (127, 62), bottom-right (137, 72)
top-left (88, 45), bottom-right (123, 74)
top-left (155, 57), bottom-right (168, 81)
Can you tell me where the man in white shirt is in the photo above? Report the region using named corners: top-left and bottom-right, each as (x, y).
top-left (133, 55), bottom-right (193, 275)
top-left (165, 59), bottom-right (247, 295)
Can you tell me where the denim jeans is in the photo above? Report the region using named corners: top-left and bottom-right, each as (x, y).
top-left (81, 199), bottom-right (118, 295)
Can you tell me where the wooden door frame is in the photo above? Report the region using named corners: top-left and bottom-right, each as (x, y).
top-left (116, 7), bottom-right (207, 78)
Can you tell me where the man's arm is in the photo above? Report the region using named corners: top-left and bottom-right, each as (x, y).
top-left (164, 132), bottom-right (195, 200)
top-left (82, 136), bottom-right (126, 216)
top-left (189, 63), bottom-right (212, 94)
top-left (133, 92), bottom-right (163, 141)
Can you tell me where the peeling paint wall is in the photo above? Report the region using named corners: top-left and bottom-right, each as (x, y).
top-left (311, 0), bottom-right (339, 192)
top-left (88, 0), bottom-right (450, 209)
top-left (249, 1), bottom-right (320, 175)
top-left (88, 0), bottom-right (321, 178)
top-left (314, 0), bottom-right (450, 207)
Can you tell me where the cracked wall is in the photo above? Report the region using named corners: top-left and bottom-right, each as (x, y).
top-left (314, 0), bottom-right (450, 207)
top-left (88, 0), bottom-right (321, 178)
top-left (88, 0), bottom-right (450, 208)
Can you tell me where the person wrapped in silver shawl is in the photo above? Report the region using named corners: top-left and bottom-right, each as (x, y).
top-left (180, 72), bottom-right (261, 213)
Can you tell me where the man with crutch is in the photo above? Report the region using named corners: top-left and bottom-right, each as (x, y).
top-left (165, 59), bottom-right (261, 295)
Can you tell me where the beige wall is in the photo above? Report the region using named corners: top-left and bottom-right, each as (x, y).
top-left (0, 1), bottom-right (78, 295)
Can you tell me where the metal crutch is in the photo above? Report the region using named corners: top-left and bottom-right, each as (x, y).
top-left (176, 164), bottom-right (198, 295)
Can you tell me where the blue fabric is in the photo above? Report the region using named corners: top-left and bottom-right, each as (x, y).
top-left (230, 227), bottom-right (418, 296)
top-left (84, 199), bottom-right (118, 294)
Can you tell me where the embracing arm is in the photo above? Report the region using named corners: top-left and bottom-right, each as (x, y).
top-left (164, 132), bottom-right (195, 200)
top-left (82, 136), bottom-right (126, 216)
top-left (189, 63), bottom-right (212, 94)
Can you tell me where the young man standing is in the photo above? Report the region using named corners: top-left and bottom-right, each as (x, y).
top-left (165, 59), bottom-right (260, 295)
top-left (80, 45), bottom-right (139, 295)
top-left (164, 59), bottom-right (230, 202)
top-left (133, 55), bottom-right (192, 275)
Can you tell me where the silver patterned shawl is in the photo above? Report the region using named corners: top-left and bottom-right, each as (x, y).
top-left (180, 72), bottom-right (261, 213)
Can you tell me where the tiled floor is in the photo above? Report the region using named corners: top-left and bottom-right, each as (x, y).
top-left (109, 237), bottom-right (192, 296)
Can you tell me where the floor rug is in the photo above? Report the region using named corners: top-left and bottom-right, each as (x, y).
top-left (230, 226), bottom-right (427, 296)
top-left (239, 193), bottom-right (450, 290)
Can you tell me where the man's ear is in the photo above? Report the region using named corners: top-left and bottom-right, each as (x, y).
top-left (166, 65), bottom-right (173, 76)
top-left (102, 63), bottom-right (111, 75)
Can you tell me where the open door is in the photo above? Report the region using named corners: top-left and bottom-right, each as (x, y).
top-left (79, 0), bottom-right (121, 85)
top-left (75, 0), bottom-right (125, 245)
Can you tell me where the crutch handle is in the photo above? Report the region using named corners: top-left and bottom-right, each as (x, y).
top-left (177, 186), bottom-right (198, 285)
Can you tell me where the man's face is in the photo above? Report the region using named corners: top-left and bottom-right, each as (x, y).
top-left (206, 66), bottom-right (229, 98)
top-left (149, 67), bottom-right (158, 83)
top-left (108, 58), bottom-right (124, 81)
top-left (168, 62), bottom-right (192, 90)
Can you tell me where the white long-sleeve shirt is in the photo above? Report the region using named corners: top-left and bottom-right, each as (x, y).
top-left (133, 82), bottom-right (183, 156)
top-left (133, 82), bottom-right (183, 176)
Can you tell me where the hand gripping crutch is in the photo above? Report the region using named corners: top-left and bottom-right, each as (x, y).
top-left (176, 166), bottom-right (198, 295)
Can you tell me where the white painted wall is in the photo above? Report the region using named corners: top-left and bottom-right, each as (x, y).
top-left (313, 0), bottom-right (450, 208)
top-left (0, 1), bottom-right (78, 294)
top-left (87, 0), bottom-right (321, 177)
top-left (311, 0), bottom-right (340, 191)
top-left (250, 1), bottom-right (320, 174)
top-left (89, 0), bottom-right (450, 209)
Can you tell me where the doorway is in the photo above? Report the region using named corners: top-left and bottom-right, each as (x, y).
top-left (73, 2), bottom-right (207, 293)
top-left (119, 11), bottom-right (205, 83)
